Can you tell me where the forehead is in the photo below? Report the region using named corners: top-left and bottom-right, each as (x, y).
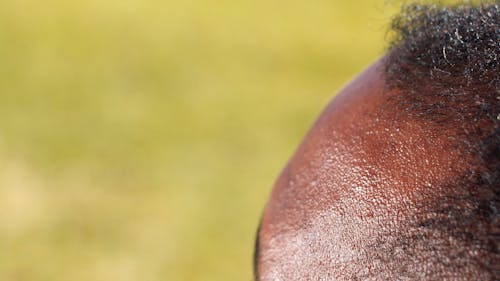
top-left (256, 59), bottom-right (471, 280)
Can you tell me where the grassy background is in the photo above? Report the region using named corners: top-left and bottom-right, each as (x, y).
top-left (0, 1), bottom-right (398, 280)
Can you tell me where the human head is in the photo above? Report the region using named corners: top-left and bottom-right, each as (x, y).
top-left (255, 2), bottom-right (499, 280)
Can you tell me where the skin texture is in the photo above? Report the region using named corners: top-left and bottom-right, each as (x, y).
top-left (255, 57), bottom-right (495, 280)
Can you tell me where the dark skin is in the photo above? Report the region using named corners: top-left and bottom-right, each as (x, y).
top-left (255, 57), bottom-right (491, 280)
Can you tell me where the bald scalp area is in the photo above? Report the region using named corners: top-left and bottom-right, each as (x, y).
top-left (256, 2), bottom-right (499, 280)
top-left (258, 60), bottom-right (493, 280)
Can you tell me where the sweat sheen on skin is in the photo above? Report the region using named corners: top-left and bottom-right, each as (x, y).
top-left (256, 58), bottom-right (493, 280)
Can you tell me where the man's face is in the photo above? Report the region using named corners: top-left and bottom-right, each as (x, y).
top-left (255, 58), bottom-right (475, 280)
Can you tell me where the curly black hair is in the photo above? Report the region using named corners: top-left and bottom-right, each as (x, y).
top-left (386, 2), bottom-right (498, 122)
top-left (382, 2), bottom-right (499, 278)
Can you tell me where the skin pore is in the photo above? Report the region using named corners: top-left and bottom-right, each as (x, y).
top-left (255, 3), bottom-right (499, 280)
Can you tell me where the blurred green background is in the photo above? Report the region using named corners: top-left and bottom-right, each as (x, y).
top-left (0, 1), bottom-right (398, 280)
